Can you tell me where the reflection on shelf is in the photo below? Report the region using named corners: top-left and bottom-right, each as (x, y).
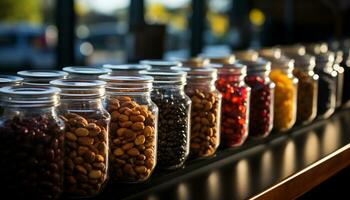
top-left (260, 149), bottom-right (273, 186)
top-left (321, 121), bottom-right (340, 155)
top-left (234, 159), bottom-right (250, 199)
top-left (281, 140), bottom-right (296, 178)
top-left (303, 131), bottom-right (320, 166)
top-left (207, 171), bottom-right (221, 200)
top-left (177, 183), bottom-right (190, 200)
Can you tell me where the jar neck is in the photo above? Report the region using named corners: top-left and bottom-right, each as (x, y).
top-left (2, 106), bottom-right (58, 118)
top-left (60, 98), bottom-right (105, 111)
top-left (218, 73), bottom-right (245, 82)
top-left (186, 78), bottom-right (216, 90)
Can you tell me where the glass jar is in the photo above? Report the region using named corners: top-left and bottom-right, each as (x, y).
top-left (0, 75), bottom-right (23, 114)
top-left (342, 49), bottom-right (350, 105)
top-left (266, 56), bottom-right (298, 131)
top-left (233, 50), bottom-right (259, 61)
top-left (103, 64), bottom-right (151, 75)
top-left (0, 86), bottom-right (64, 200)
top-left (63, 66), bottom-right (111, 80)
top-left (201, 54), bottom-right (236, 65)
top-left (314, 52), bottom-right (337, 118)
top-left (17, 70), bottom-right (68, 86)
top-left (99, 75), bottom-right (158, 182)
top-left (180, 57), bottom-right (210, 67)
top-left (242, 59), bottom-right (274, 138)
top-left (50, 80), bottom-right (110, 197)
top-left (288, 54), bottom-right (319, 124)
top-left (280, 44), bottom-right (306, 55)
top-left (140, 60), bottom-right (181, 70)
top-left (172, 66), bottom-right (222, 158)
top-left (140, 70), bottom-right (191, 169)
top-left (333, 51), bottom-right (344, 108)
top-left (215, 63), bottom-right (250, 147)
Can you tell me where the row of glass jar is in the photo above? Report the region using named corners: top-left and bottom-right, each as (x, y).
top-left (0, 45), bottom-right (345, 199)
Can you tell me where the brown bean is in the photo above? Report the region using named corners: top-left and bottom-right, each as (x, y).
top-left (77, 137), bottom-right (94, 146)
top-left (127, 148), bottom-right (140, 156)
top-left (135, 135), bottom-right (146, 145)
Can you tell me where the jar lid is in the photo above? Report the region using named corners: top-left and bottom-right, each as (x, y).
top-left (239, 58), bottom-right (271, 73)
top-left (0, 75), bottom-right (23, 86)
top-left (50, 79), bottom-right (106, 99)
top-left (285, 53), bottom-right (316, 70)
top-left (17, 70), bottom-right (68, 86)
top-left (315, 52), bottom-right (335, 64)
top-left (0, 86), bottom-right (60, 107)
top-left (200, 53), bottom-right (236, 64)
top-left (262, 55), bottom-right (294, 70)
top-left (258, 48), bottom-right (282, 58)
top-left (103, 64), bottom-right (151, 71)
top-left (212, 62), bottom-right (247, 76)
top-left (179, 57), bottom-right (210, 67)
top-left (139, 60), bottom-right (181, 69)
top-left (139, 70), bottom-right (187, 85)
top-left (171, 66), bottom-right (217, 80)
top-left (280, 44), bottom-right (306, 55)
top-left (99, 75), bottom-right (153, 93)
top-left (63, 66), bottom-right (111, 75)
top-left (233, 50), bottom-right (259, 61)
top-left (306, 42), bottom-right (328, 54)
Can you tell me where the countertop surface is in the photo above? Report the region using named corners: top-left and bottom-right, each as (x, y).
top-left (90, 109), bottom-right (350, 200)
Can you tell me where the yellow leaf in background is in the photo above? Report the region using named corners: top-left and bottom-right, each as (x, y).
top-left (207, 13), bottom-right (229, 37)
top-left (170, 14), bottom-right (187, 31)
top-left (146, 3), bottom-right (169, 23)
top-left (249, 8), bottom-right (265, 26)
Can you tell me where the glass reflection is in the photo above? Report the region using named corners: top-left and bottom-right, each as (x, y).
top-left (259, 149), bottom-right (273, 186)
top-left (207, 171), bottom-right (221, 200)
top-left (302, 131), bottom-right (320, 166)
top-left (234, 159), bottom-right (250, 199)
top-left (281, 140), bottom-right (296, 178)
top-left (177, 183), bottom-right (190, 200)
top-left (320, 121), bottom-right (340, 155)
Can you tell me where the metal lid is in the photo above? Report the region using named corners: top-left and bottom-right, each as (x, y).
top-left (139, 60), bottom-right (181, 69)
top-left (50, 79), bottom-right (106, 99)
top-left (201, 53), bottom-right (236, 64)
top-left (179, 57), bottom-right (211, 67)
top-left (315, 52), bottom-right (335, 64)
top-left (239, 58), bottom-right (271, 73)
top-left (18, 70), bottom-right (68, 78)
top-left (280, 44), bottom-right (306, 55)
top-left (103, 64), bottom-right (151, 71)
top-left (171, 66), bottom-right (217, 80)
top-left (285, 53), bottom-right (316, 70)
top-left (233, 50), bottom-right (259, 61)
top-left (139, 70), bottom-right (187, 85)
top-left (63, 66), bottom-right (111, 75)
top-left (258, 48), bottom-right (282, 58)
top-left (99, 75), bottom-right (153, 92)
top-left (306, 42), bottom-right (328, 54)
top-left (212, 62), bottom-right (247, 76)
top-left (0, 75), bottom-right (23, 86)
top-left (0, 86), bottom-right (60, 107)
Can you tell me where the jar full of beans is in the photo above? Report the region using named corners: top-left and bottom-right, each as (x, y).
top-left (314, 52), bottom-right (337, 118)
top-left (63, 66), bottom-right (111, 80)
top-left (263, 55), bottom-right (298, 131)
top-left (140, 60), bottom-right (181, 70)
top-left (287, 53), bottom-right (319, 124)
top-left (242, 59), bottom-right (275, 138)
top-left (140, 70), bottom-right (191, 169)
top-left (50, 79), bottom-right (110, 197)
top-left (103, 64), bottom-right (151, 75)
top-left (0, 86), bottom-right (65, 199)
top-left (17, 70), bottom-right (68, 86)
top-left (99, 75), bottom-right (158, 182)
top-left (0, 75), bottom-right (23, 114)
top-left (172, 66), bottom-right (222, 158)
top-left (213, 62), bottom-right (251, 147)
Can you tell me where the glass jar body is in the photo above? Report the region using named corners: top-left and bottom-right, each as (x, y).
top-left (151, 85), bottom-right (191, 169)
top-left (106, 93), bottom-right (158, 181)
top-left (334, 65), bottom-right (344, 108)
top-left (245, 73), bottom-right (274, 138)
top-left (59, 100), bottom-right (110, 197)
top-left (269, 69), bottom-right (298, 131)
top-left (0, 106), bottom-right (64, 200)
top-left (293, 68), bottom-right (318, 124)
top-left (185, 81), bottom-right (222, 158)
top-left (216, 74), bottom-right (250, 147)
top-left (315, 67), bottom-right (337, 118)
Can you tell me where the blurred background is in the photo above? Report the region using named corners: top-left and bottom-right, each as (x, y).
top-left (0, 0), bottom-right (349, 73)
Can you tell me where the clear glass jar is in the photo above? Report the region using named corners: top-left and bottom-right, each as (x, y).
top-left (50, 79), bottom-right (110, 197)
top-left (0, 86), bottom-right (64, 200)
top-left (17, 70), bottom-right (68, 86)
top-left (140, 60), bottom-right (181, 70)
top-left (215, 63), bottom-right (250, 147)
top-left (201, 54), bottom-right (236, 65)
top-left (234, 50), bottom-right (259, 61)
top-left (103, 64), bottom-right (151, 75)
top-left (314, 52), bottom-right (337, 118)
top-left (63, 66), bottom-right (111, 80)
top-left (140, 70), bottom-right (191, 169)
top-left (288, 54), bottom-right (319, 124)
top-left (333, 51), bottom-right (345, 108)
top-left (99, 75), bottom-right (158, 182)
top-left (266, 56), bottom-right (298, 131)
top-left (0, 75), bottom-right (23, 114)
top-left (172, 66), bottom-right (222, 158)
top-left (242, 59), bottom-right (275, 138)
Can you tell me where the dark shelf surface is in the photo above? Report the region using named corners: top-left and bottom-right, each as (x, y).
top-left (91, 109), bottom-right (350, 200)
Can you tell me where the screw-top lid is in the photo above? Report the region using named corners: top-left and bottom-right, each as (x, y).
top-left (177, 57), bottom-right (210, 67)
top-left (139, 70), bottom-right (187, 85)
top-left (286, 53), bottom-right (316, 70)
top-left (171, 66), bottom-right (217, 81)
top-left (139, 60), bottom-right (181, 70)
top-left (103, 64), bottom-right (151, 74)
top-left (211, 62), bottom-right (247, 76)
top-left (239, 58), bottom-right (271, 73)
top-left (305, 42), bottom-right (328, 54)
top-left (63, 66), bottom-right (111, 75)
top-left (50, 79), bottom-right (106, 99)
top-left (280, 44), bottom-right (306, 55)
top-left (233, 50), bottom-right (259, 61)
top-left (99, 75), bottom-right (153, 93)
top-left (258, 48), bottom-right (282, 58)
top-left (200, 53), bottom-right (236, 64)
top-left (0, 75), bottom-right (23, 87)
top-left (0, 86), bottom-right (60, 107)
top-left (17, 70), bottom-right (68, 86)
